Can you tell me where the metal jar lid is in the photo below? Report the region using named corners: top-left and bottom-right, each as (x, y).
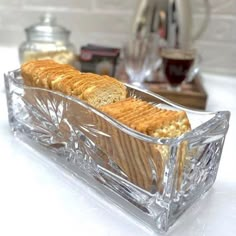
top-left (25, 14), bottom-right (71, 42)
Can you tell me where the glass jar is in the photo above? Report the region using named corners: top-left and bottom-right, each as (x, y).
top-left (19, 14), bottom-right (76, 65)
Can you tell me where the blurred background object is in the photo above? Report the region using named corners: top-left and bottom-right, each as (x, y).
top-left (77, 44), bottom-right (120, 76)
top-left (0, 0), bottom-right (236, 75)
top-left (132, 0), bottom-right (210, 49)
top-left (19, 14), bottom-right (76, 65)
top-left (160, 47), bottom-right (198, 91)
top-left (122, 34), bottom-right (161, 86)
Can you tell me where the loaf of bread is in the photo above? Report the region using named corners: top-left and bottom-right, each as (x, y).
top-left (98, 98), bottom-right (191, 191)
top-left (21, 59), bottom-right (127, 108)
top-left (21, 59), bottom-right (191, 192)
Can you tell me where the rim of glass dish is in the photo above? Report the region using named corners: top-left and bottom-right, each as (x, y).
top-left (7, 69), bottom-right (230, 145)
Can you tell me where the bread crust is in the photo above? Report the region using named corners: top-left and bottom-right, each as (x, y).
top-left (100, 98), bottom-right (191, 138)
top-left (21, 60), bottom-right (127, 107)
top-left (21, 59), bottom-right (191, 192)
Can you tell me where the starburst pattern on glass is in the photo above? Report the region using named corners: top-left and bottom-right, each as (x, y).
top-left (4, 69), bottom-right (230, 233)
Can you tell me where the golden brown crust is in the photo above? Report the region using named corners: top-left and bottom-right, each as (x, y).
top-left (21, 60), bottom-right (190, 138)
top-left (21, 59), bottom-right (127, 108)
top-left (21, 59), bottom-right (191, 192)
top-left (100, 98), bottom-right (191, 138)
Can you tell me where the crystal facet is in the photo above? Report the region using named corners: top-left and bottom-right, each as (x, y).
top-left (4, 69), bottom-right (230, 233)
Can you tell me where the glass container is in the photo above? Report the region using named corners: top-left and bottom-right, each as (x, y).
top-left (19, 14), bottom-right (76, 65)
top-left (4, 68), bottom-right (230, 233)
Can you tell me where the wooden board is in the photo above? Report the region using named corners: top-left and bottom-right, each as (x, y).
top-left (116, 69), bottom-right (208, 110)
top-left (142, 77), bottom-right (208, 110)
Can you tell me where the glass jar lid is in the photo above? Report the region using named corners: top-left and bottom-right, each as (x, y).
top-left (25, 14), bottom-right (71, 42)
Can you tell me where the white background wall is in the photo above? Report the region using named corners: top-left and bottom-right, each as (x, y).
top-left (0, 0), bottom-right (235, 76)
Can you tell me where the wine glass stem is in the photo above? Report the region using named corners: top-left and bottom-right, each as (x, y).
top-left (129, 73), bottom-right (144, 86)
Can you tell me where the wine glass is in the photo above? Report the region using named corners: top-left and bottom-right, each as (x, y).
top-left (161, 48), bottom-right (198, 91)
top-left (122, 34), bottom-right (161, 87)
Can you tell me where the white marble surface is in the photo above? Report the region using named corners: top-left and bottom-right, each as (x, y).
top-left (0, 47), bottom-right (236, 236)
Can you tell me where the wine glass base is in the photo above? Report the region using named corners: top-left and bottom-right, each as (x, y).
top-left (166, 84), bottom-right (182, 92)
top-left (130, 81), bottom-right (144, 87)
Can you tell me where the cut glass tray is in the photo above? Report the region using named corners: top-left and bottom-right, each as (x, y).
top-left (4, 69), bottom-right (230, 233)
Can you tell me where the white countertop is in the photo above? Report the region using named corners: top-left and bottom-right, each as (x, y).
top-left (0, 47), bottom-right (236, 236)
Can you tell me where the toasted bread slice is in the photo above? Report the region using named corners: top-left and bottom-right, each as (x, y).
top-left (84, 82), bottom-right (127, 107)
top-left (21, 60), bottom-right (57, 86)
top-left (100, 98), bottom-right (191, 138)
top-left (56, 76), bottom-right (80, 95)
top-left (21, 59), bottom-right (127, 108)
top-left (48, 69), bottom-right (79, 89)
top-left (146, 111), bottom-right (191, 137)
top-left (99, 98), bottom-right (142, 118)
top-left (72, 75), bottom-right (103, 96)
top-left (34, 66), bottom-right (71, 88)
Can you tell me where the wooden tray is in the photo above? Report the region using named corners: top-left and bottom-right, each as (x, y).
top-left (117, 72), bottom-right (207, 110)
top-left (142, 77), bottom-right (207, 110)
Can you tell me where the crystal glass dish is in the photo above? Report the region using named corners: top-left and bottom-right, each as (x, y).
top-left (4, 69), bottom-right (230, 233)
